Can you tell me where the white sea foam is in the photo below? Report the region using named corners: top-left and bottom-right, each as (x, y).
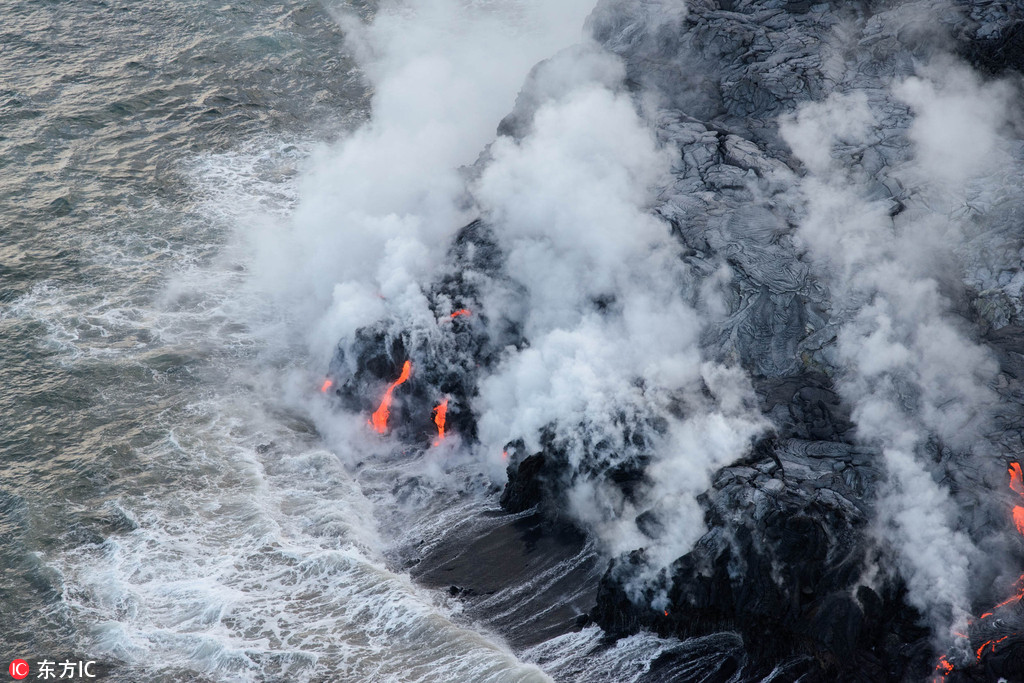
top-left (39, 133), bottom-right (563, 681)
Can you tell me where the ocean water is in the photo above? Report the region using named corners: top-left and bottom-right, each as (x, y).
top-left (0, 2), bottom-right (702, 681)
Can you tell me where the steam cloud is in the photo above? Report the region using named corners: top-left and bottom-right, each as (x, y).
top-left (779, 59), bottom-right (1014, 640)
top-left (248, 0), bottom-right (1023, 653)
top-left (250, 0), bottom-right (597, 365)
top-left (247, 0), bottom-right (767, 584)
top-left (473, 76), bottom-right (765, 565)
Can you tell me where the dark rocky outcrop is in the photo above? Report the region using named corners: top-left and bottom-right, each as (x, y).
top-left (325, 220), bottom-right (516, 444)
top-left (500, 450), bottom-right (549, 514)
top-left (498, 425), bottom-right (653, 527)
top-left (591, 437), bottom-right (934, 681)
top-left (331, 0), bottom-right (1024, 678)
top-left (953, 2), bottom-right (1024, 75)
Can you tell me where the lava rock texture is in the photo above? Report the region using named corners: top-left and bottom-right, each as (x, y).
top-left (593, 438), bottom-right (933, 681)
top-left (331, 0), bottom-right (1024, 680)
top-left (502, 0), bottom-right (1024, 680)
top-left (569, 2), bottom-right (1024, 679)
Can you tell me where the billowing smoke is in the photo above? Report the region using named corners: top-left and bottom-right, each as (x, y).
top-left (779, 58), bottom-right (1015, 640)
top-left (248, 0), bottom-right (598, 365)
top-left (242, 0), bottom-right (1024, 650)
top-left (244, 0), bottom-right (769, 588)
top-left (473, 75), bottom-right (765, 565)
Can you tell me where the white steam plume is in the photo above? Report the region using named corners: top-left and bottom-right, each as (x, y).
top-left (248, 0), bottom-right (597, 366)
top-left (248, 0), bottom-right (766, 597)
top-left (779, 59), bottom-right (1012, 641)
top-left (474, 75), bottom-right (765, 567)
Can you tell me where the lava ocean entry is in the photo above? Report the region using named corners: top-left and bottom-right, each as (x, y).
top-left (310, 1), bottom-right (1024, 681)
top-left (19, 0), bottom-right (1024, 681)
top-left (432, 397), bottom-right (448, 446)
top-left (368, 360), bottom-right (412, 434)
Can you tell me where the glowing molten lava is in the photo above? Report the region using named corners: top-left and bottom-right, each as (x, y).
top-left (1015, 506), bottom-right (1024, 537)
top-left (451, 309), bottom-right (471, 319)
top-left (320, 379), bottom-right (333, 393)
top-left (432, 398), bottom-right (449, 446)
top-left (976, 635), bottom-right (1010, 660)
top-left (369, 361), bottom-right (411, 434)
top-left (935, 462), bottom-right (1024, 678)
top-left (1011, 463), bottom-right (1024, 495)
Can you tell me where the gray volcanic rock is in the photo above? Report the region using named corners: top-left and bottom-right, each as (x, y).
top-left (331, 0), bottom-right (1024, 678)
top-left (326, 220), bottom-right (516, 444)
top-left (592, 437), bottom-right (933, 681)
top-left (954, 1), bottom-right (1024, 75)
top-left (559, 0), bottom-right (1024, 679)
top-left (499, 424), bottom-right (656, 526)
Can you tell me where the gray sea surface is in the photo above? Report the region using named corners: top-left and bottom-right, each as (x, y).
top-left (0, 2), bottom-right (705, 681)
top-left (3, 1), bottom-right (511, 680)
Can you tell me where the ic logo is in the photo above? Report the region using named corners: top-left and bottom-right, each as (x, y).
top-left (8, 660), bottom-right (29, 680)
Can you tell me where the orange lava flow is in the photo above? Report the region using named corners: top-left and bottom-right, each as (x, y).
top-left (935, 463), bottom-right (1024, 677)
top-left (432, 398), bottom-right (449, 446)
top-left (976, 635), bottom-right (1010, 661)
top-left (369, 361), bottom-right (412, 434)
top-left (1015, 506), bottom-right (1024, 536)
top-left (1010, 463), bottom-right (1024, 495)
top-left (450, 309), bottom-right (471, 319)
top-left (320, 379), bottom-right (333, 393)
top-left (991, 587), bottom-right (1024, 611)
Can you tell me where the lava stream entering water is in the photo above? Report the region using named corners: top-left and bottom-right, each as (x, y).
top-left (369, 360), bottom-right (412, 434)
top-left (432, 398), bottom-right (449, 446)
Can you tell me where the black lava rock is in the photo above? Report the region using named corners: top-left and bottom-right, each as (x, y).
top-left (592, 438), bottom-right (933, 682)
top-left (500, 452), bottom-right (549, 514)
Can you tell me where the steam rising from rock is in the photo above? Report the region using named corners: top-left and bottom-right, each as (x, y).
top-left (242, 0), bottom-right (1024, 673)
top-left (250, 0), bottom-right (597, 363)
top-left (474, 81), bottom-right (765, 562)
top-left (251, 0), bottom-right (767, 575)
top-left (780, 60), bottom-right (1014, 638)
